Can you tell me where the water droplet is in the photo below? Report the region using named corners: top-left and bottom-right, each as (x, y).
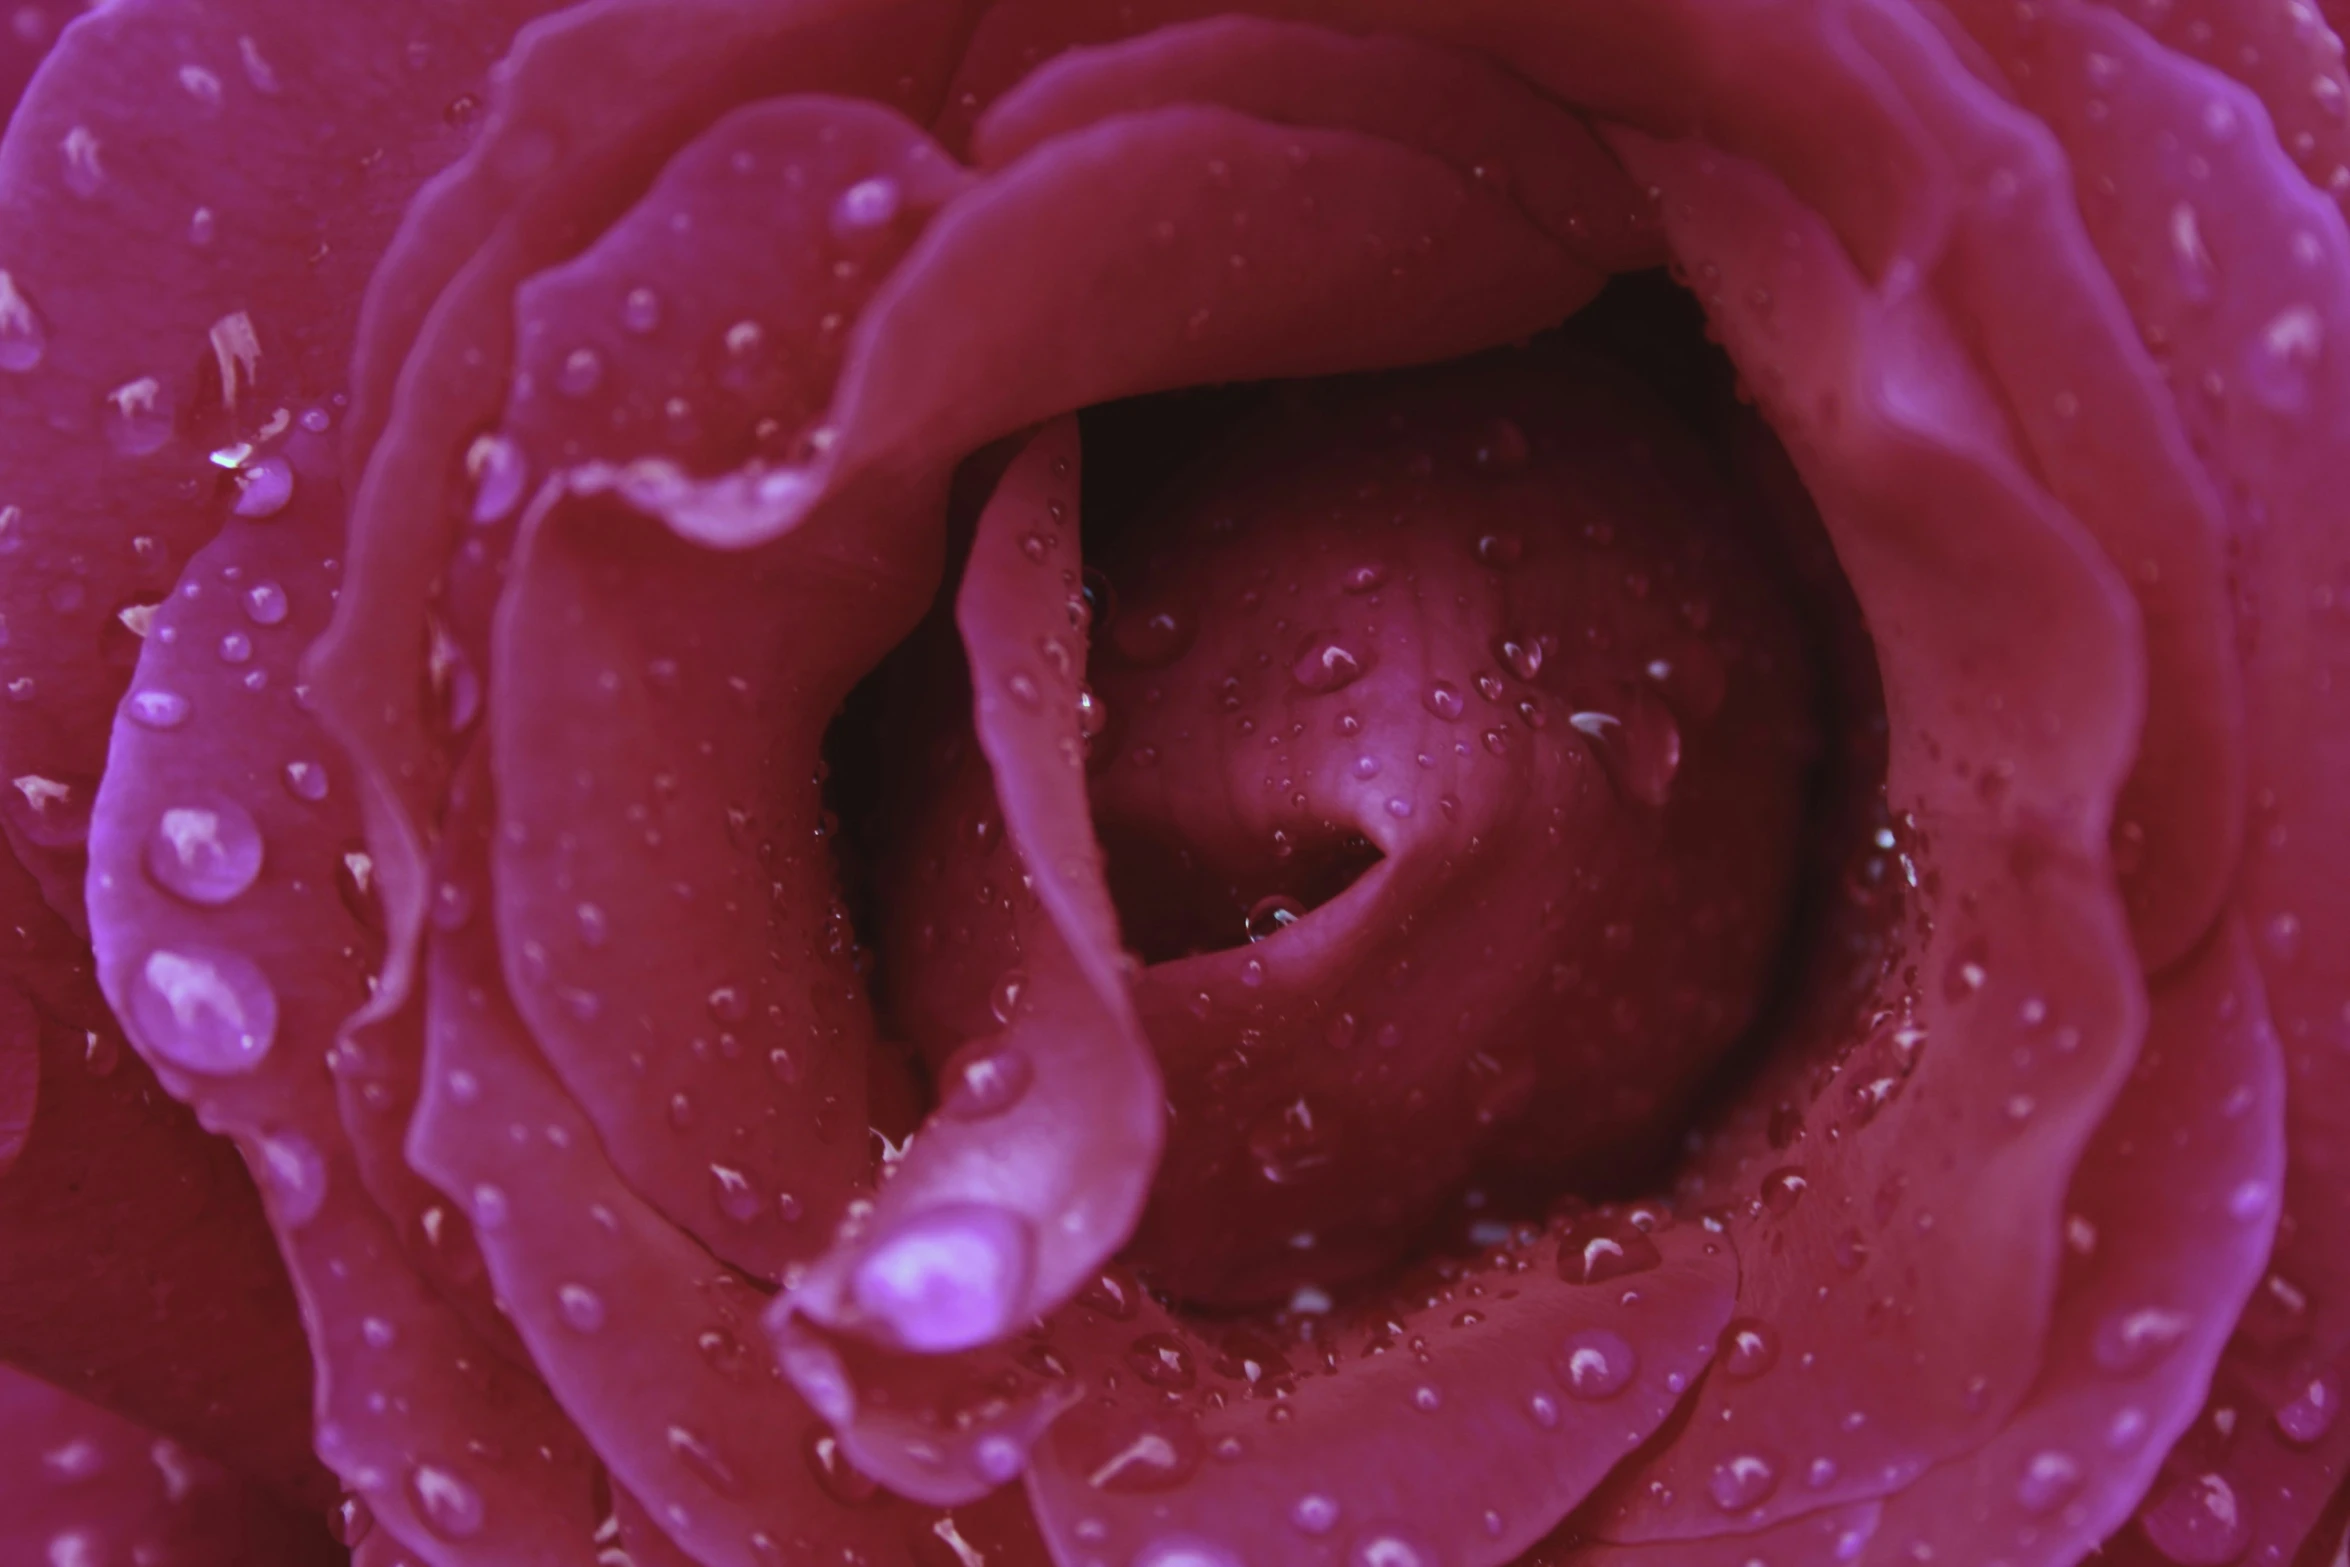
top-left (710, 1163), bottom-right (764, 1223)
top-left (1293, 634), bottom-right (1367, 693)
top-left (1351, 1532), bottom-right (1431, 1567)
top-left (620, 286), bottom-right (662, 333)
top-left (851, 1204), bottom-right (1034, 1352)
top-left (1113, 605), bottom-right (1196, 666)
top-left (329, 1494), bottom-right (374, 1548)
top-left (1557, 1328), bottom-right (1637, 1399)
top-left (1423, 680), bottom-right (1465, 721)
top-left (1474, 532), bottom-right (1523, 569)
top-left (405, 1463), bottom-right (486, 1540)
top-left (2275, 1369), bottom-right (2341, 1444)
top-left (804, 1428), bottom-right (883, 1507)
top-left (989, 970), bottom-right (1027, 1026)
top-left (243, 581), bottom-right (289, 625)
top-left (232, 457), bottom-right (294, 518)
top-left (144, 802), bottom-right (264, 906)
top-left (1077, 1263), bottom-right (1143, 1320)
top-left (466, 433), bottom-right (527, 524)
top-left (1571, 694), bottom-right (1682, 808)
top-left (1246, 894), bottom-right (1305, 942)
top-left (1496, 635), bottom-right (1543, 681)
top-left (2015, 1450), bottom-right (2082, 1516)
top-left (1127, 1331), bottom-right (1198, 1389)
top-left (830, 176), bottom-right (903, 242)
top-left (60, 125), bottom-right (104, 197)
top-left (0, 272), bottom-right (47, 372)
top-left (1247, 1095), bottom-right (1335, 1185)
top-left (1719, 1318), bottom-right (1781, 1380)
top-left (218, 631), bottom-right (252, 664)
top-left (256, 1130), bottom-right (326, 1225)
top-left (131, 944), bottom-right (274, 1080)
top-left (667, 1425), bottom-right (743, 1496)
top-left (1341, 562), bottom-right (1388, 594)
top-left (556, 1283), bottom-right (605, 1332)
top-left (103, 376), bottom-right (173, 457)
top-left (2138, 1470), bottom-right (2249, 1565)
top-left (2092, 1306), bottom-right (2190, 1373)
top-left (1527, 1391), bottom-right (1561, 1428)
top-left (1135, 1536), bottom-right (1242, 1567)
top-left (127, 689), bottom-right (190, 729)
top-left (556, 346), bottom-right (603, 397)
top-left (471, 1183), bottom-right (508, 1228)
top-left (1291, 1495), bottom-right (1341, 1536)
top-left (1005, 670), bottom-right (1042, 707)
top-left (1075, 684), bottom-right (1108, 739)
top-left (2247, 304), bottom-right (2325, 414)
top-left (1708, 1453), bottom-right (1779, 1513)
top-left (1556, 1214), bottom-right (1661, 1284)
top-left (940, 1042), bottom-right (1034, 1120)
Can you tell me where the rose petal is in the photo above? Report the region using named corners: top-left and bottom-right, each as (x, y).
top-left (85, 517), bottom-right (603, 1561)
top-left (1016, 1214), bottom-right (1734, 1567)
top-left (311, 0), bottom-right (967, 1026)
top-left (410, 758), bottom-right (922, 1567)
top-left (770, 422), bottom-right (1162, 1499)
top-left (1927, 3), bottom-right (2350, 1555)
top-left (0, 834), bottom-right (325, 1507)
top-left (0, 1363), bottom-right (340, 1567)
top-left (1577, 124), bottom-right (2146, 1539)
top-left (1536, 1501), bottom-right (1885, 1567)
top-left (481, 96), bottom-right (967, 1280)
top-left (1857, 923), bottom-right (2283, 1567)
top-left (0, 0), bottom-right (559, 923)
top-left (606, 97), bottom-right (1602, 550)
top-left (963, 15), bottom-right (1660, 272)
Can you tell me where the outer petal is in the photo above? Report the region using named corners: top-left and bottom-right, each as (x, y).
top-left (85, 506), bottom-right (603, 1564)
top-left (1927, 3), bottom-right (2350, 1556)
top-left (0, 1364), bottom-right (340, 1567)
top-left (0, 0), bottom-right (563, 921)
top-left (1579, 125), bottom-right (2146, 1540)
top-left (0, 834), bottom-right (325, 1508)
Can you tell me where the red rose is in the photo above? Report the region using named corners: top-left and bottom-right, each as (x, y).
top-left (1, 4), bottom-right (2343, 1567)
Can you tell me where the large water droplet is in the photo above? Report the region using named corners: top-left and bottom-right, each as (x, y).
top-left (466, 433), bottom-right (527, 524)
top-left (667, 1425), bottom-right (743, 1496)
top-left (2246, 304), bottom-right (2325, 415)
top-left (145, 801), bottom-right (263, 904)
top-left (939, 1042), bottom-right (1034, 1120)
top-left (1572, 693), bottom-right (1682, 808)
top-left (0, 271), bottom-right (47, 372)
top-left (2275, 1369), bottom-right (2341, 1445)
top-left (710, 1162), bottom-right (764, 1223)
top-left (1134, 1538), bottom-right (1242, 1567)
top-left (1496, 634), bottom-right (1544, 682)
top-left (1719, 1318), bottom-right (1781, 1380)
top-left (2138, 1470), bottom-right (2249, 1565)
top-left (256, 1130), bottom-right (326, 1225)
top-left (1291, 1494), bottom-right (1341, 1536)
top-left (556, 1282), bottom-right (606, 1332)
top-left (1556, 1214), bottom-right (1661, 1284)
top-left (1246, 894), bottom-right (1305, 942)
top-left (1707, 1453), bottom-right (1779, 1513)
top-left (1423, 680), bottom-right (1465, 721)
top-left (830, 176), bottom-right (904, 243)
top-left (282, 760), bottom-right (329, 802)
top-left (1293, 634), bottom-right (1367, 693)
top-left (1556, 1328), bottom-right (1637, 1399)
top-left (127, 689), bottom-right (190, 730)
top-left (851, 1204), bottom-right (1034, 1352)
top-left (2092, 1306), bottom-right (2190, 1373)
top-left (2014, 1450), bottom-right (2083, 1516)
top-left (232, 457), bottom-right (294, 519)
top-left (130, 948), bottom-right (276, 1075)
top-left (405, 1462), bottom-right (486, 1541)
top-left (103, 377), bottom-right (173, 457)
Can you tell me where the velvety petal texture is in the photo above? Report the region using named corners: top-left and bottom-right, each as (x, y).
top-left (3, 2), bottom-right (2346, 1567)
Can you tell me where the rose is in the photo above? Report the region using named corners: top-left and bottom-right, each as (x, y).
top-left (0, 1), bottom-right (2343, 1565)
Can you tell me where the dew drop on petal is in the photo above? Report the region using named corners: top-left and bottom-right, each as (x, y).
top-left (1556, 1328), bottom-right (1637, 1399)
top-left (0, 271), bottom-right (47, 372)
top-left (1707, 1453), bottom-right (1780, 1513)
top-left (255, 1130), bottom-right (326, 1225)
top-left (127, 689), bottom-right (190, 730)
top-left (243, 581), bottom-right (289, 625)
top-left (2015, 1450), bottom-right (2083, 1516)
top-left (2138, 1470), bottom-right (2249, 1565)
top-left (405, 1463), bottom-right (486, 1541)
top-left (939, 1042), bottom-right (1034, 1120)
top-left (851, 1205), bottom-right (1035, 1352)
top-left (2092, 1306), bottom-right (2190, 1373)
top-left (1719, 1317), bottom-right (1781, 1380)
top-left (556, 1283), bottom-right (605, 1332)
top-left (232, 457), bottom-right (294, 518)
top-left (144, 802), bottom-right (263, 905)
top-left (1292, 634), bottom-right (1367, 693)
top-left (1290, 1495), bottom-right (1341, 1536)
